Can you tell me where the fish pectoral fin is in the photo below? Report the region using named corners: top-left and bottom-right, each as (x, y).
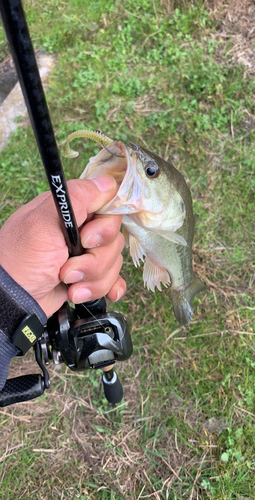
top-left (143, 258), bottom-right (170, 292)
top-left (122, 226), bottom-right (130, 248)
top-left (129, 234), bottom-right (146, 267)
top-left (153, 229), bottom-right (187, 246)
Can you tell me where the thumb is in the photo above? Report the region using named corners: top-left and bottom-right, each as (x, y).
top-left (41, 175), bottom-right (118, 228)
top-left (66, 175), bottom-right (118, 227)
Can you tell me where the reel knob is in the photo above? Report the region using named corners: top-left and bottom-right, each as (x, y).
top-left (102, 369), bottom-right (123, 404)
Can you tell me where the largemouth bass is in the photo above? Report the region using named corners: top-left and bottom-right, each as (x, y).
top-left (64, 131), bottom-right (205, 325)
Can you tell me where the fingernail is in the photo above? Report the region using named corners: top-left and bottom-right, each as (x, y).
top-left (115, 287), bottom-right (125, 302)
top-left (82, 233), bottom-right (102, 249)
top-left (64, 271), bottom-right (84, 284)
top-left (91, 175), bottom-right (116, 192)
top-left (72, 287), bottom-right (92, 303)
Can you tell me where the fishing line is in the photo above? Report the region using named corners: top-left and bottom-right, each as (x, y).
top-left (75, 302), bottom-right (108, 329)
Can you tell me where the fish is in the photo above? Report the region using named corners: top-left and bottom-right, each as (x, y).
top-left (64, 130), bottom-right (205, 325)
top-left (76, 138), bottom-right (206, 326)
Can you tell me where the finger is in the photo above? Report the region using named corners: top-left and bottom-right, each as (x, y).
top-left (39, 175), bottom-right (119, 230)
top-left (106, 275), bottom-right (126, 302)
top-left (3, 175), bottom-right (119, 253)
top-left (80, 213), bottom-right (122, 249)
top-left (67, 254), bottom-right (123, 303)
top-left (59, 232), bottom-right (125, 284)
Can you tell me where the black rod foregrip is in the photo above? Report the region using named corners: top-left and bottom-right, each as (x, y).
top-left (0, 0), bottom-right (83, 256)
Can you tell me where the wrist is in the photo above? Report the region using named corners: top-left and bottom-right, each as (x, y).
top-left (0, 266), bottom-right (47, 390)
top-left (0, 265), bottom-right (47, 346)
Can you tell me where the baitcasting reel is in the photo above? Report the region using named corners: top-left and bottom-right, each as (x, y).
top-left (0, 298), bottom-right (132, 407)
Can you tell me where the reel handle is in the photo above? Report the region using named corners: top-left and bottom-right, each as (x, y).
top-left (102, 369), bottom-right (123, 404)
top-left (0, 374), bottom-right (45, 407)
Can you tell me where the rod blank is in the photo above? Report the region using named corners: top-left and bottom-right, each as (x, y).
top-left (0, 0), bottom-right (83, 256)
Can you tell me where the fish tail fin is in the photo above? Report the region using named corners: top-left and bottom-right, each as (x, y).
top-left (171, 276), bottom-right (206, 325)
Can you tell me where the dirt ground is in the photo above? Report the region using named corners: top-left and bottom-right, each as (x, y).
top-left (208, 0), bottom-right (255, 74)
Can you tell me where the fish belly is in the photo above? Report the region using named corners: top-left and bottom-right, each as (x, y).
top-left (122, 215), bottom-right (186, 290)
top-left (122, 215), bottom-right (206, 325)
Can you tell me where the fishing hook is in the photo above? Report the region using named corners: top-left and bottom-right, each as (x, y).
top-left (101, 141), bottom-right (125, 158)
top-left (129, 141), bottom-right (139, 150)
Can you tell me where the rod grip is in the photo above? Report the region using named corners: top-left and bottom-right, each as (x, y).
top-left (0, 374), bottom-right (45, 407)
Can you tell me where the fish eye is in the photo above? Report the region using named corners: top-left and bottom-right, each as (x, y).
top-left (145, 161), bottom-right (159, 178)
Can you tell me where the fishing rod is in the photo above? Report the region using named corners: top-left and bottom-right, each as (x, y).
top-left (0, 0), bottom-right (132, 407)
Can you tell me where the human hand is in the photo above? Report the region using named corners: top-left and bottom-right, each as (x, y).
top-left (0, 175), bottom-right (126, 317)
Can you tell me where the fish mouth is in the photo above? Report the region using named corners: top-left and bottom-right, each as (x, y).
top-left (83, 141), bottom-right (143, 215)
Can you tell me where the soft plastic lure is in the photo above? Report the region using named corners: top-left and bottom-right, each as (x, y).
top-left (63, 129), bottom-right (114, 158)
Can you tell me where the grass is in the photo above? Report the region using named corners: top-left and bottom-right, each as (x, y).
top-left (0, 0), bottom-right (255, 498)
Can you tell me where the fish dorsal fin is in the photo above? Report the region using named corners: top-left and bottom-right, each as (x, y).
top-left (143, 258), bottom-right (170, 292)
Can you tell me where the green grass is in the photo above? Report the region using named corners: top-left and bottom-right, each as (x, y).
top-left (0, 0), bottom-right (255, 498)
